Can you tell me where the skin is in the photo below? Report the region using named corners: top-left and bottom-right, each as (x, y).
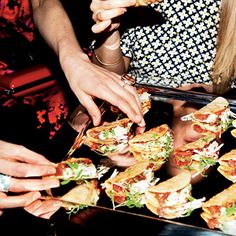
top-left (0, 140), bottom-right (61, 219)
top-left (31, 0), bottom-right (145, 127)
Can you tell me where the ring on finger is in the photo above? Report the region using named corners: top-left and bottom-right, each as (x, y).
top-left (0, 173), bottom-right (11, 192)
top-left (120, 74), bottom-right (135, 87)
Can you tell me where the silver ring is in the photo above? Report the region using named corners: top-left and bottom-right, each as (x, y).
top-left (0, 174), bottom-right (11, 192)
top-left (120, 74), bottom-right (136, 87)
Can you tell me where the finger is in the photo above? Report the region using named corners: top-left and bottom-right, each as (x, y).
top-left (24, 199), bottom-right (62, 219)
top-left (92, 20), bottom-right (112, 33)
top-left (10, 177), bottom-right (60, 192)
top-left (0, 159), bottom-right (56, 177)
top-left (95, 8), bottom-right (126, 22)
top-left (0, 192), bottom-right (41, 209)
top-left (0, 141), bottom-right (54, 165)
top-left (76, 92), bottom-right (102, 126)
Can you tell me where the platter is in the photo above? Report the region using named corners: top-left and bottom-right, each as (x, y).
top-left (52, 87), bottom-right (236, 236)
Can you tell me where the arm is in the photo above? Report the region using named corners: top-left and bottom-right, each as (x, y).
top-left (30, 0), bottom-right (144, 127)
top-left (90, 0), bottom-right (134, 74)
top-left (0, 140), bottom-right (61, 219)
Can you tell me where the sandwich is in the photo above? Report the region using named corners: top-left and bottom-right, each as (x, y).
top-left (181, 97), bottom-right (236, 136)
top-left (200, 183), bottom-right (236, 231)
top-left (61, 179), bottom-right (100, 215)
top-left (173, 134), bottom-right (223, 176)
top-left (103, 161), bottom-right (159, 209)
top-left (55, 157), bottom-right (98, 185)
top-left (85, 118), bottom-right (133, 155)
top-left (145, 170), bottom-right (205, 219)
top-left (109, 87), bottom-right (151, 115)
top-left (128, 124), bottom-right (174, 163)
top-left (135, 0), bottom-right (162, 7)
top-left (217, 149), bottom-right (236, 183)
top-left (137, 87), bottom-right (152, 115)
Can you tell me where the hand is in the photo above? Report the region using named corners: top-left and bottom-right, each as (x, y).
top-left (0, 140), bottom-right (61, 218)
top-left (62, 54), bottom-right (145, 127)
top-left (90, 0), bottom-right (136, 33)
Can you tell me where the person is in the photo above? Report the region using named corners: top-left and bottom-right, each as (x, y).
top-left (89, 0), bottom-right (236, 95)
top-left (89, 0), bottom-right (236, 180)
top-left (0, 0), bottom-right (146, 220)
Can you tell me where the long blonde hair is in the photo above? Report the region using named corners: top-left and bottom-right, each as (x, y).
top-left (212, 0), bottom-right (236, 94)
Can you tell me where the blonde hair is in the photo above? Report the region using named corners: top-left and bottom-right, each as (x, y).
top-left (212, 0), bottom-right (236, 94)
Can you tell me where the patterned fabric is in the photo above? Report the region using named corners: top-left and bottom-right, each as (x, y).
top-left (0, 0), bottom-right (69, 139)
top-left (121, 0), bottom-right (222, 88)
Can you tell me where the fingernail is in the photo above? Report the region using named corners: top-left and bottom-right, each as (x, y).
top-left (92, 116), bottom-right (99, 126)
top-left (135, 115), bottom-right (145, 126)
top-left (53, 201), bottom-right (62, 208)
top-left (50, 179), bottom-right (60, 188)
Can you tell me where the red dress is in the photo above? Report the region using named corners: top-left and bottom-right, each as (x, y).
top-left (0, 0), bottom-right (69, 139)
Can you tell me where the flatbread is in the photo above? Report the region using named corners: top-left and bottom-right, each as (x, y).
top-left (146, 170), bottom-right (191, 193)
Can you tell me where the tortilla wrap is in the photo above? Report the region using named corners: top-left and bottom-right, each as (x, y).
top-left (146, 170), bottom-right (191, 194)
top-left (218, 149), bottom-right (236, 182)
top-left (86, 118), bottom-right (133, 144)
top-left (61, 180), bottom-right (100, 208)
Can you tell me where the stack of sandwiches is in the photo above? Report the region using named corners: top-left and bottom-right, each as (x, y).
top-left (201, 183), bottom-right (236, 233)
top-left (128, 124), bottom-right (174, 164)
top-left (173, 134), bottom-right (223, 176)
top-left (145, 170), bottom-right (205, 219)
top-left (85, 118), bottom-right (133, 155)
top-left (103, 161), bottom-right (159, 209)
top-left (217, 149), bottom-right (236, 183)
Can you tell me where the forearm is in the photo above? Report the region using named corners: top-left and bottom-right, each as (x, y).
top-left (31, 0), bottom-right (89, 68)
top-left (92, 30), bottom-right (127, 75)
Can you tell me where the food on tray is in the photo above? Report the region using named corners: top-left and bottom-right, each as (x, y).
top-left (85, 118), bottom-right (133, 155)
top-left (135, 0), bottom-right (162, 7)
top-left (137, 88), bottom-right (152, 114)
top-left (128, 124), bottom-right (174, 163)
top-left (201, 183), bottom-right (236, 232)
top-left (145, 170), bottom-right (205, 219)
top-left (103, 161), bottom-right (159, 209)
top-left (61, 179), bottom-right (100, 214)
top-left (109, 87), bottom-right (151, 115)
top-left (173, 134), bottom-right (223, 176)
top-left (217, 149), bottom-right (236, 183)
top-left (55, 157), bottom-right (98, 184)
top-left (181, 97), bottom-right (236, 136)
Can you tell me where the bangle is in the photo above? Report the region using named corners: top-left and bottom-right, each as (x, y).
top-left (94, 51), bottom-right (121, 66)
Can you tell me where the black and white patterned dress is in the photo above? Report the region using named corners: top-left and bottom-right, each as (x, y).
top-left (121, 0), bottom-right (222, 87)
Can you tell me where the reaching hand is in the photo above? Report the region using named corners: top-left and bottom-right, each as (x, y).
top-left (0, 140), bottom-right (61, 219)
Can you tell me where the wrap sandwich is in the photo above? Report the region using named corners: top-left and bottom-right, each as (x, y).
top-left (103, 161), bottom-right (159, 209)
top-left (173, 134), bottom-right (223, 176)
top-left (85, 118), bottom-right (133, 155)
top-left (201, 183), bottom-right (236, 232)
top-left (145, 170), bottom-right (205, 219)
top-left (128, 124), bottom-right (174, 163)
top-left (217, 149), bottom-right (236, 183)
top-left (61, 179), bottom-right (100, 214)
top-left (181, 97), bottom-right (236, 136)
top-left (55, 157), bottom-right (98, 184)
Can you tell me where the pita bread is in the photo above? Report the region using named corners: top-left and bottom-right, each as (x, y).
top-left (146, 170), bottom-right (191, 193)
top-left (61, 180), bottom-right (100, 207)
top-left (217, 149), bottom-right (236, 182)
top-left (192, 97), bottom-right (229, 121)
top-left (86, 118), bottom-right (133, 144)
top-left (202, 183), bottom-right (236, 210)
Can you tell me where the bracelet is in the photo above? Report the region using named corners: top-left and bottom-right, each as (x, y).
top-left (94, 51), bottom-right (121, 66)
